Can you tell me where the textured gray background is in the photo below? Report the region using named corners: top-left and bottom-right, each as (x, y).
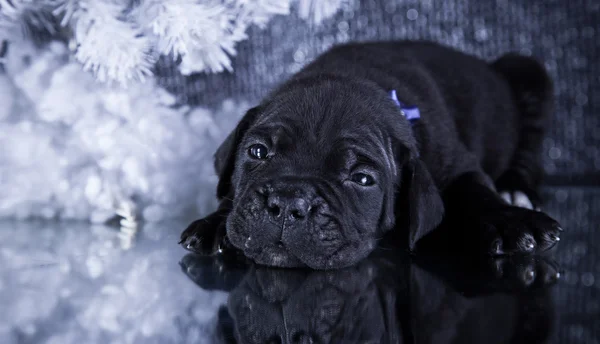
top-left (156, 0), bottom-right (600, 185)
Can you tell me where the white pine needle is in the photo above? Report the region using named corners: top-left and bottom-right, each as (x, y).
top-left (0, 0), bottom-right (56, 40)
top-left (70, 1), bottom-right (155, 84)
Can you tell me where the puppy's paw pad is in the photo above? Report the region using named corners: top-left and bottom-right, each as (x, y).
top-left (500, 190), bottom-right (534, 209)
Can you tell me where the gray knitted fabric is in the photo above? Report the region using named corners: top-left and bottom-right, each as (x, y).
top-left (156, 0), bottom-right (599, 185)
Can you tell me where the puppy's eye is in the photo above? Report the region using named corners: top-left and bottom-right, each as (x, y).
top-left (351, 173), bottom-right (375, 186)
top-left (248, 144), bottom-right (269, 159)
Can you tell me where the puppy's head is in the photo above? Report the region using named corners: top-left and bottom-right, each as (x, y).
top-left (217, 75), bottom-right (443, 269)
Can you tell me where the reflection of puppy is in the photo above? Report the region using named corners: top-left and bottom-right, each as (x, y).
top-left (227, 259), bottom-right (395, 343)
top-left (180, 41), bottom-right (562, 269)
top-left (407, 256), bottom-right (559, 344)
top-left (180, 253), bottom-right (560, 344)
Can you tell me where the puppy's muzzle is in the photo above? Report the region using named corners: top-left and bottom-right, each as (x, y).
top-left (227, 178), bottom-right (344, 268)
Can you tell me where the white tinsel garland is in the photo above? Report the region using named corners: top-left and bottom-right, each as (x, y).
top-left (0, 40), bottom-right (247, 222)
top-left (1, 0), bottom-right (347, 83)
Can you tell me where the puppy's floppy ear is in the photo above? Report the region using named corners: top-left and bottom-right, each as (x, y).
top-left (215, 106), bottom-right (261, 199)
top-left (401, 158), bottom-right (445, 250)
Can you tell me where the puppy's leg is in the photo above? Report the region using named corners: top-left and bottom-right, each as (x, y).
top-left (180, 199), bottom-right (233, 255)
top-left (490, 54), bottom-right (553, 210)
top-left (442, 172), bottom-right (561, 255)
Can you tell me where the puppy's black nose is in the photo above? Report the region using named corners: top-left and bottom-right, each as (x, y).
top-left (266, 194), bottom-right (311, 220)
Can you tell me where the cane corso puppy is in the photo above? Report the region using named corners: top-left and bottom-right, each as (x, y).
top-left (180, 41), bottom-right (562, 269)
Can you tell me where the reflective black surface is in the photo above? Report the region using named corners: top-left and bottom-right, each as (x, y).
top-left (181, 251), bottom-right (560, 344)
top-left (2, 187), bottom-right (598, 343)
top-left (177, 187), bottom-right (600, 344)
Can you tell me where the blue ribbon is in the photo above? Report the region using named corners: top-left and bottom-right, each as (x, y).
top-left (390, 89), bottom-right (421, 123)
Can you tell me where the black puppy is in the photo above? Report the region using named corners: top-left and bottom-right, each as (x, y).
top-left (180, 41), bottom-right (562, 269)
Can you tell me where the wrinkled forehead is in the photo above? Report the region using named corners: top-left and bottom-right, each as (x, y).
top-left (258, 79), bottom-right (392, 126)
top-left (248, 106), bottom-right (397, 174)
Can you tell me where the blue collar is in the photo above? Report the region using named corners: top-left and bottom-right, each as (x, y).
top-left (389, 89), bottom-right (420, 124)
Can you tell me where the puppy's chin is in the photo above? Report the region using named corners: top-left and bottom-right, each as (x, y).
top-left (293, 241), bottom-right (376, 270)
top-left (226, 215), bottom-right (377, 270)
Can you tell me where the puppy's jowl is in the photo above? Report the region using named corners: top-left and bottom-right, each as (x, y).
top-left (180, 41), bottom-right (562, 269)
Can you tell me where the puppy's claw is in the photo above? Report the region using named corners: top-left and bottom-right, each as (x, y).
top-left (518, 234), bottom-right (536, 252)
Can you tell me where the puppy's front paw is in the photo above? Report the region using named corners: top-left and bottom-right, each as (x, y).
top-left (478, 207), bottom-right (562, 255)
top-left (179, 217), bottom-right (226, 255)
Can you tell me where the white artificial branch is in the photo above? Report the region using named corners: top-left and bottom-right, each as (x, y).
top-left (2, 0), bottom-right (347, 83)
top-left (60, 0), bottom-right (156, 83)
